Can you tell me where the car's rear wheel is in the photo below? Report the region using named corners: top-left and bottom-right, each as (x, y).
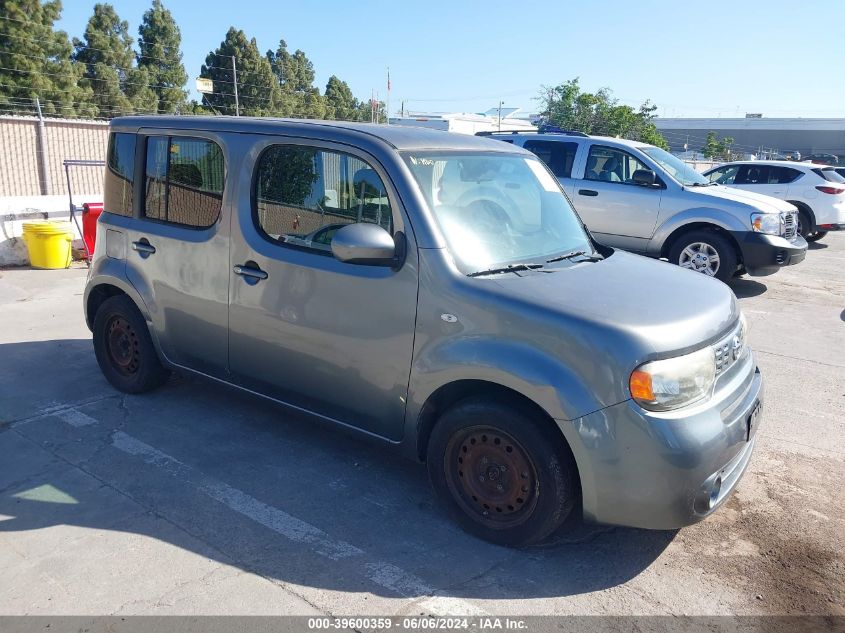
top-left (806, 230), bottom-right (827, 243)
top-left (795, 209), bottom-right (826, 242)
top-left (93, 295), bottom-right (169, 393)
top-left (426, 397), bottom-right (577, 547)
top-left (668, 230), bottom-right (737, 283)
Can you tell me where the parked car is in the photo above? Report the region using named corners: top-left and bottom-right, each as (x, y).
top-left (703, 160), bottom-right (845, 242)
top-left (481, 130), bottom-right (806, 282)
top-left (86, 116), bottom-right (763, 546)
top-left (781, 150), bottom-right (801, 161)
top-left (803, 153), bottom-right (839, 165)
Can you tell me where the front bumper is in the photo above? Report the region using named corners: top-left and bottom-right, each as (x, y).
top-left (730, 231), bottom-right (807, 276)
top-left (560, 352), bottom-right (763, 530)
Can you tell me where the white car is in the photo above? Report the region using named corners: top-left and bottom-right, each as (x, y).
top-left (703, 160), bottom-right (845, 242)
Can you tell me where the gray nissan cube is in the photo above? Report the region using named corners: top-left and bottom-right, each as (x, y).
top-left (85, 116), bottom-right (763, 546)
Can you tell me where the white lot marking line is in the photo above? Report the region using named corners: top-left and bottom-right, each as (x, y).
top-left (417, 596), bottom-right (488, 617)
top-left (56, 409), bottom-right (97, 427)
top-left (12, 395), bottom-right (118, 427)
top-left (111, 429), bottom-right (485, 613)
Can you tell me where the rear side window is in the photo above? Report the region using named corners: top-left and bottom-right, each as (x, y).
top-left (813, 168), bottom-right (845, 183)
top-left (769, 167), bottom-right (802, 184)
top-left (253, 145), bottom-right (393, 252)
top-left (143, 136), bottom-right (224, 228)
top-left (523, 140), bottom-right (578, 178)
top-left (104, 133), bottom-right (136, 217)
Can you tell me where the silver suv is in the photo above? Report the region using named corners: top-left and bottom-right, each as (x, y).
top-left (86, 117), bottom-right (763, 546)
top-left (483, 131), bottom-right (807, 281)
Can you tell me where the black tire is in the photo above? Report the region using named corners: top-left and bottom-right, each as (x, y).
top-left (426, 397), bottom-right (577, 547)
top-left (806, 230), bottom-right (827, 243)
top-left (92, 295), bottom-right (169, 394)
top-left (796, 209), bottom-right (814, 239)
top-left (668, 230), bottom-right (738, 283)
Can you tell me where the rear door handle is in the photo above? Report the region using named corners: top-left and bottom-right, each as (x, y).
top-left (131, 240), bottom-right (156, 256)
top-left (233, 262), bottom-right (268, 284)
top-left (578, 189), bottom-right (599, 197)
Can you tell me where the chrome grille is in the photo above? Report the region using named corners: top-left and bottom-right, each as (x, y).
top-left (714, 320), bottom-right (748, 377)
top-left (783, 211), bottom-right (797, 240)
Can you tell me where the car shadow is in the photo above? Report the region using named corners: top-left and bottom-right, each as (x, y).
top-left (808, 241), bottom-right (828, 250)
top-left (0, 338), bottom-right (676, 602)
top-left (728, 277), bottom-right (768, 298)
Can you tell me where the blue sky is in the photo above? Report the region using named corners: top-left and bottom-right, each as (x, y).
top-left (55, 0), bottom-right (843, 118)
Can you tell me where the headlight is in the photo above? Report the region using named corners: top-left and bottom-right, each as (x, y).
top-left (630, 346), bottom-right (716, 411)
top-left (750, 212), bottom-right (782, 235)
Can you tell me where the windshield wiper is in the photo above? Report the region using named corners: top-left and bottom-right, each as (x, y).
top-left (688, 181), bottom-right (716, 187)
top-left (546, 250), bottom-right (604, 264)
top-left (467, 262), bottom-right (545, 277)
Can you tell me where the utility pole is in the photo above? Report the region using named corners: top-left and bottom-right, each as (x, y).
top-left (231, 55), bottom-right (240, 116)
top-left (34, 98), bottom-right (51, 195)
top-left (498, 100), bottom-right (503, 131)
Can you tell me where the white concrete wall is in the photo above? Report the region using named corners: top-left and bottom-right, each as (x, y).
top-left (0, 194), bottom-right (102, 266)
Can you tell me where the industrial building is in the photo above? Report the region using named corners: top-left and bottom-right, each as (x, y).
top-left (654, 117), bottom-right (845, 159)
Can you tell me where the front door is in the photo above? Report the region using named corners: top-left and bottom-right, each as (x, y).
top-left (227, 137), bottom-right (418, 440)
top-left (568, 144), bottom-right (663, 253)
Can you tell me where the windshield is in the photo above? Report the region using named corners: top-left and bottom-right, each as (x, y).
top-left (403, 152), bottom-right (593, 275)
top-left (640, 146), bottom-right (710, 186)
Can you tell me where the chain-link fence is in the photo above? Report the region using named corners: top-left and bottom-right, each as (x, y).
top-left (0, 113), bottom-right (107, 197)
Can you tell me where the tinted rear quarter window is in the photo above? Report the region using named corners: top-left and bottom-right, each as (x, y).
top-left (813, 168), bottom-right (845, 184)
top-left (143, 136), bottom-right (224, 228)
top-left (104, 132), bottom-right (136, 216)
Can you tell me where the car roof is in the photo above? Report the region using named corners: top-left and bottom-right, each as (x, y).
top-left (712, 160), bottom-right (826, 169)
top-left (109, 115), bottom-right (528, 153)
top-left (486, 132), bottom-right (653, 150)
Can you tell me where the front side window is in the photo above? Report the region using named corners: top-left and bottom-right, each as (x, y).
top-left (523, 140), bottom-right (578, 178)
top-left (584, 145), bottom-right (651, 184)
top-left (707, 165), bottom-right (741, 185)
top-left (104, 132), bottom-right (136, 216)
top-left (254, 145), bottom-right (393, 252)
top-left (404, 152), bottom-right (593, 275)
top-left (735, 165), bottom-right (771, 185)
top-left (144, 136), bottom-right (224, 228)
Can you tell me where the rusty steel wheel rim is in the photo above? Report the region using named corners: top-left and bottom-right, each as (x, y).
top-left (106, 316), bottom-right (140, 375)
top-left (444, 426), bottom-right (539, 528)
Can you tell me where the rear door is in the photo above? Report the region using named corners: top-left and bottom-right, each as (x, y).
top-left (568, 144), bottom-right (663, 252)
top-left (123, 129), bottom-right (230, 378)
top-left (227, 136), bottom-right (418, 440)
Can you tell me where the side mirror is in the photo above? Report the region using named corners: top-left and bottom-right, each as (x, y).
top-left (331, 222), bottom-right (396, 266)
top-left (632, 169), bottom-right (658, 187)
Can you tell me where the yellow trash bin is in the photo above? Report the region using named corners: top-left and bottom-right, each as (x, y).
top-left (22, 221), bottom-right (74, 269)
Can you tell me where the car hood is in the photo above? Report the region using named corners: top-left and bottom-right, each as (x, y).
top-left (489, 249), bottom-right (739, 356)
top-left (688, 184), bottom-right (797, 213)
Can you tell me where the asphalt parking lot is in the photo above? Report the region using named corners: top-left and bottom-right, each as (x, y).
top-left (1, 236), bottom-right (843, 616)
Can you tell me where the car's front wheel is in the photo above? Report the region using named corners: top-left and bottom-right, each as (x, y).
top-left (426, 397), bottom-right (577, 547)
top-left (93, 295), bottom-right (170, 393)
top-left (668, 230), bottom-right (737, 282)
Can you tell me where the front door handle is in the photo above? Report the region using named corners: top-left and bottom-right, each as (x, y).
top-left (578, 189), bottom-right (599, 197)
top-left (131, 240), bottom-right (156, 256)
top-left (233, 262), bottom-right (268, 284)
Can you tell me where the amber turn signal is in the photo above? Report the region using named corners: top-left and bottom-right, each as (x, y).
top-left (629, 369), bottom-right (655, 402)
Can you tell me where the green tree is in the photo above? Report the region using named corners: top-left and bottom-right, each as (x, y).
top-left (701, 131), bottom-right (735, 160)
top-left (324, 75), bottom-right (356, 120)
top-left (266, 39), bottom-right (323, 117)
top-left (73, 3), bottom-right (156, 117)
top-left (200, 27), bottom-right (282, 116)
top-left (0, 0), bottom-right (95, 117)
top-left (137, 0), bottom-right (187, 113)
top-left (538, 78), bottom-right (668, 149)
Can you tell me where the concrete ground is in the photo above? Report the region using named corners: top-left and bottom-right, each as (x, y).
top-left (0, 235), bottom-right (843, 616)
